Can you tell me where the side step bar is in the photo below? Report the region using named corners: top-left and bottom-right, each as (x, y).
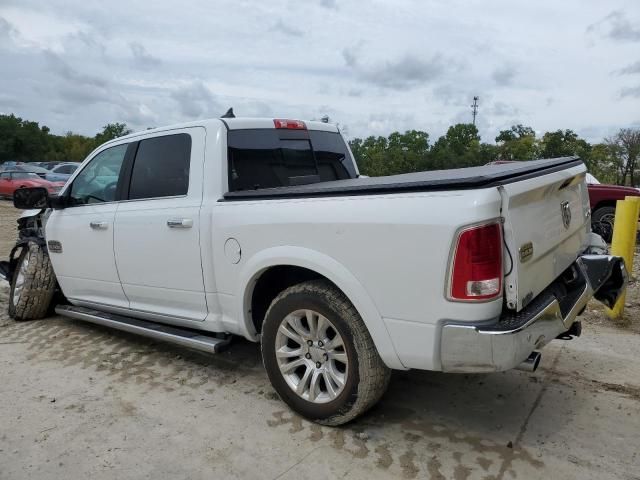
top-left (55, 305), bottom-right (231, 354)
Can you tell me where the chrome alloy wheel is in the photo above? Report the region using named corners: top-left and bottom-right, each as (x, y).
top-left (275, 309), bottom-right (348, 403)
top-left (12, 254), bottom-right (29, 306)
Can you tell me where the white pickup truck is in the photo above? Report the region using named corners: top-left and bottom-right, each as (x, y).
top-left (1, 117), bottom-right (627, 425)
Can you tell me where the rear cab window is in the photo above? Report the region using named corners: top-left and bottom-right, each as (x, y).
top-left (227, 129), bottom-right (356, 191)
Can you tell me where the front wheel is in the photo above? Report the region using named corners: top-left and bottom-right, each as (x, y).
top-left (261, 280), bottom-right (391, 426)
top-left (9, 242), bottom-right (56, 321)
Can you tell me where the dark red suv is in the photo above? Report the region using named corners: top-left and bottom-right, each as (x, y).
top-left (587, 174), bottom-right (640, 241)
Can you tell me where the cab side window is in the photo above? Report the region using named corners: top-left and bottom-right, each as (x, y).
top-left (69, 144), bottom-right (128, 205)
top-left (128, 134), bottom-right (191, 200)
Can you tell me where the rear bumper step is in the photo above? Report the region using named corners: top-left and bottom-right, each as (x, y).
top-left (55, 305), bottom-right (231, 354)
top-left (440, 253), bottom-right (627, 373)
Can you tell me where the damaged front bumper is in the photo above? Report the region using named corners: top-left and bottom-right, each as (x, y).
top-left (440, 253), bottom-right (627, 373)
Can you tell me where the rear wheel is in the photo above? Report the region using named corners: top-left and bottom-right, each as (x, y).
top-left (261, 280), bottom-right (391, 426)
top-left (9, 242), bottom-right (56, 321)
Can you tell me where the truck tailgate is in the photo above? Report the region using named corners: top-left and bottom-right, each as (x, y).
top-left (500, 163), bottom-right (591, 311)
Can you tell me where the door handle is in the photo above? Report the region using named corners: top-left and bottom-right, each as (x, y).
top-left (167, 218), bottom-right (193, 229)
top-left (90, 221), bottom-right (108, 230)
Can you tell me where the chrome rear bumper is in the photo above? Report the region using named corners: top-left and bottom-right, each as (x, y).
top-left (440, 254), bottom-right (627, 373)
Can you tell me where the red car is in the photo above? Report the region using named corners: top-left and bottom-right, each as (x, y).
top-left (0, 171), bottom-right (65, 199)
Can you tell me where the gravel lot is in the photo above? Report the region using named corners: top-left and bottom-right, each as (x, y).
top-left (1, 200), bottom-right (639, 480)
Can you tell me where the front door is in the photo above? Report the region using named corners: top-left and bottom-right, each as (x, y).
top-left (113, 128), bottom-right (208, 321)
top-left (45, 143), bottom-right (131, 308)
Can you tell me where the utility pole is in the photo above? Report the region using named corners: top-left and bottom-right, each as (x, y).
top-left (471, 96), bottom-right (479, 126)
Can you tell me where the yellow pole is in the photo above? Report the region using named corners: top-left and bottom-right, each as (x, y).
top-left (605, 196), bottom-right (640, 319)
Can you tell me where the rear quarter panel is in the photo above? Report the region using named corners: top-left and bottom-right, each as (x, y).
top-left (211, 189), bottom-right (504, 370)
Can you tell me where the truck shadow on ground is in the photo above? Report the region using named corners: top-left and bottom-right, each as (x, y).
top-left (2, 314), bottom-right (585, 479)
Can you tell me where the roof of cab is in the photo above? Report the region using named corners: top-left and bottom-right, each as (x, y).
top-left (222, 118), bottom-right (338, 133)
top-left (100, 117), bottom-right (339, 149)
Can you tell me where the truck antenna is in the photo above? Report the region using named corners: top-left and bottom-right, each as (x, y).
top-left (221, 108), bottom-right (235, 119)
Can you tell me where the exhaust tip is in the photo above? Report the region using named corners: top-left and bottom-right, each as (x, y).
top-left (516, 351), bottom-right (541, 372)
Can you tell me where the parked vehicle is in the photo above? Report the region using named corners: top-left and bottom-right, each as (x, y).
top-left (585, 174), bottom-right (640, 241)
top-left (39, 161), bottom-right (64, 170)
top-left (0, 171), bottom-right (64, 198)
top-left (44, 162), bottom-right (79, 182)
top-left (11, 164), bottom-right (51, 179)
top-left (1, 118), bottom-right (627, 425)
top-left (0, 161), bottom-right (23, 172)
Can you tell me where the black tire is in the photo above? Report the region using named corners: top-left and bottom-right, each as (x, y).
top-left (8, 242), bottom-right (56, 321)
top-left (261, 280), bottom-right (391, 426)
top-left (592, 206), bottom-right (616, 242)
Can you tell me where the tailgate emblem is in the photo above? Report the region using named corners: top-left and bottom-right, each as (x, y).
top-left (561, 201), bottom-right (572, 229)
top-left (519, 242), bottom-right (534, 263)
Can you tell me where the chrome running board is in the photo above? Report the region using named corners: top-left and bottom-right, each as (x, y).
top-left (55, 305), bottom-right (231, 354)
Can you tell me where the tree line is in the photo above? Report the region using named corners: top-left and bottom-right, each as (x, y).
top-left (350, 123), bottom-right (640, 186)
top-left (0, 114), bottom-right (131, 164)
top-left (1, 113), bottom-right (638, 186)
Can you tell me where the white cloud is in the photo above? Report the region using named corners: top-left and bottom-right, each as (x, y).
top-left (0, 0), bottom-right (638, 143)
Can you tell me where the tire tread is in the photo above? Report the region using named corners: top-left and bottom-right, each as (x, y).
top-left (9, 242), bottom-right (56, 321)
top-left (263, 280), bottom-right (391, 426)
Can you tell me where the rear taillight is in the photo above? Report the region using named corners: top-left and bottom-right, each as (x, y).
top-left (449, 222), bottom-right (503, 301)
top-left (273, 119), bottom-right (306, 130)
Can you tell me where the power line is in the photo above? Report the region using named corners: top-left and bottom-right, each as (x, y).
top-left (471, 96), bottom-right (479, 126)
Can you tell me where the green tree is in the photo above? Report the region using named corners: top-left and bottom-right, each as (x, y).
top-left (94, 122), bottom-right (132, 147)
top-left (586, 143), bottom-right (618, 184)
top-left (63, 133), bottom-right (96, 162)
top-left (0, 114), bottom-right (52, 162)
top-left (539, 129), bottom-right (591, 159)
top-left (349, 130), bottom-right (430, 176)
top-left (495, 124), bottom-right (539, 161)
top-left (605, 128), bottom-right (640, 186)
top-left (429, 124), bottom-right (489, 169)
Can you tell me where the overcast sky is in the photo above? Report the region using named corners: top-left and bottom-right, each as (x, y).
top-left (1, 0), bottom-right (639, 143)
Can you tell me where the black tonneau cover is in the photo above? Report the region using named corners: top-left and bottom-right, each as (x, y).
top-left (223, 157), bottom-right (583, 200)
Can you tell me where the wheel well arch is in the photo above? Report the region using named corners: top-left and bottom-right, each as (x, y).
top-left (237, 247), bottom-right (404, 370)
top-left (592, 200), bottom-right (617, 213)
top-left (248, 265), bottom-right (336, 335)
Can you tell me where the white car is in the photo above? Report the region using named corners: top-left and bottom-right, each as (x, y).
top-left (2, 117), bottom-right (627, 425)
top-left (44, 162), bottom-right (80, 182)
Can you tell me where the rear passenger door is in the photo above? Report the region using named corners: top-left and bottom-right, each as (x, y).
top-left (113, 128), bottom-right (208, 321)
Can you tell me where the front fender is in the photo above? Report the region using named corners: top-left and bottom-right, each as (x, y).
top-left (237, 246), bottom-right (405, 370)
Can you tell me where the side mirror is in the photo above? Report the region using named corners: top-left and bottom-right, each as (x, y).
top-left (13, 187), bottom-right (49, 209)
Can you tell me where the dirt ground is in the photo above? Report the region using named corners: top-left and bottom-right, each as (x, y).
top-left (1, 200), bottom-right (639, 480)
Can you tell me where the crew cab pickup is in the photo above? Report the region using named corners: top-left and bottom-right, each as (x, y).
top-left (1, 118), bottom-right (627, 425)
